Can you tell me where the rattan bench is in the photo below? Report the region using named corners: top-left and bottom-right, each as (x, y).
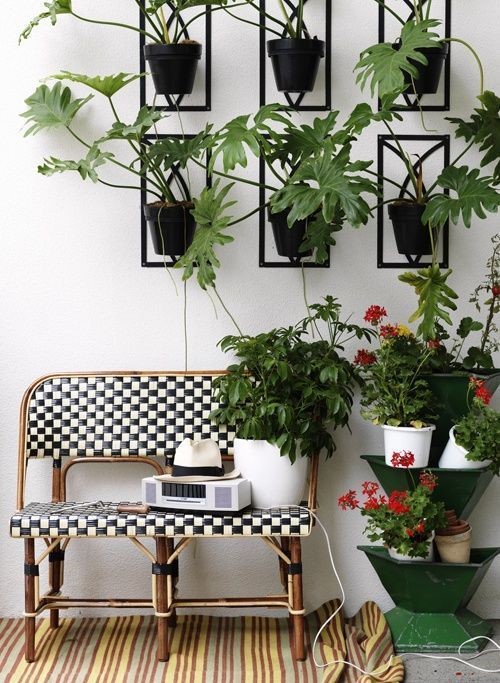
top-left (11, 372), bottom-right (318, 663)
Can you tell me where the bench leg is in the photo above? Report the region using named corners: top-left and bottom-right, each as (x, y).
top-left (24, 539), bottom-right (36, 662)
top-left (155, 538), bottom-right (169, 662)
top-left (279, 538), bottom-right (290, 590)
top-left (289, 537), bottom-right (306, 661)
top-left (49, 543), bottom-right (63, 629)
top-left (166, 538), bottom-right (177, 628)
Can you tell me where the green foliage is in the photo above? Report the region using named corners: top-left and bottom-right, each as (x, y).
top-left (355, 19), bottom-right (442, 98)
top-left (175, 181), bottom-right (235, 290)
top-left (269, 111), bottom-right (340, 167)
top-left (399, 265), bottom-right (458, 340)
top-left (270, 145), bottom-right (377, 228)
top-left (37, 145), bottom-right (114, 182)
top-left (448, 91), bottom-right (500, 184)
top-left (342, 101), bottom-right (403, 138)
top-left (423, 166), bottom-right (500, 229)
top-left (299, 212), bottom-right (343, 264)
top-left (19, 0), bottom-right (72, 43)
top-left (211, 298), bottom-right (373, 462)
top-left (101, 106), bottom-right (166, 142)
top-left (359, 326), bottom-right (437, 427)
top-left (455, 399), bottom-right (500, 475)
top-left (21, 83), bottom-right (92, 136)
top-left (146, 126), bottom-right (213, 170)
top-left (49, 71), bottom-right (143, 98)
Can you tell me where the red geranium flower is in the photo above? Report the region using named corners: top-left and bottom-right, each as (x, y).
top-left (475, 385), bottom-right (492, 405)
top-left (379, 323), bottom-right (398, 338)
top-left (427, 339), bottom-right (442, 350)
top-left (362, 481), bottom-right (380, 497)
top-left (354, 349), bottom-right (377, 366)
top-left (364, 497), bottom-right (381, 510)
top-left (388, 490), bottom-right (410, 515)
top-left (415, 520), bottom-right (426, 534)
top-left (492, 284), bottom-right (500, 297)
top-left (406, 528), bottom-right (415, 537)
top-left (469, 377), bottom-right (485, 389)
top-left (419, 471), bottom-right (438, 491)
top-left (391, 450), bottom-right (415, 468)
top-left (338, 490), bottom-right (359, 510)
top-left (364, 305), bottom-right (387, 325)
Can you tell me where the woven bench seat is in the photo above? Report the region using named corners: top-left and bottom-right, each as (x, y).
top-left (11, 502), bottom-right (312, 538)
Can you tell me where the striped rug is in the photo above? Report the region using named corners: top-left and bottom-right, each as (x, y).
top-left (0, 601), bottom-right (404, 682)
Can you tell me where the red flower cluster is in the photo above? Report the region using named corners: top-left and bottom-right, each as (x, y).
top-left (407, 520), bottom-right (426, 537)
top-left (362, 481), bottom-right (379, 497)
top-left (427, 339), bottom-right (442, 350)
top-left (492, 284), bottom-right (500, 297)
top-left (364, 305), bottom-right (387, 325)
top-left (379, 323), bottom-right (398, 338)
top-left (354, 349), bottom-right (376, 366)
top-left (337, 490), bottom-right (359, 510)
top-left (391, 450), bottom-right (415, 468)
top-left (388, 490), bottom-right (410, 515)
top-left (470, 377), bottom-right (492, 405)
top-left (419, 471), bottom-right (438, 491)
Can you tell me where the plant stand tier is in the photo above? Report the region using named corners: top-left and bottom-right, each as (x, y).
top-left (359, 546), bottom-right (500, 653)
top-left (361, 455), bottom-right (493, 519)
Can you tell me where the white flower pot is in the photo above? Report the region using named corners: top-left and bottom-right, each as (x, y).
top-left (233, 438), bottom-right (308, 508)
top-left (438, 427), bottom-right (491, 470)
top-left (388, 533), bottom-right (435, 562)
top-left (382, 424), bottom-right (435, 467)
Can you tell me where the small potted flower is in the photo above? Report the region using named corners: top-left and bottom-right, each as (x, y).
top-left (439, 378), bottom-right (500, 473)
top-left (338, 463), bottom-right (446, 561)
top-left (355, 306), bottom-right (437, 467)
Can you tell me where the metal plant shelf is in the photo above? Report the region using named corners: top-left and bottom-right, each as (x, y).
top-left (361, 455), bottom-right (494, 520)
top-left (359, 546), bottom-right (500, 653)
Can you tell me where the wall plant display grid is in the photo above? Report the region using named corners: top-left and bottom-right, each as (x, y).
top-left (377, 134), bottom-right (450, 269)
top-left (259, 0), bottom-right (332, 111)
top-left (377, 0), bottom-right (451, 112)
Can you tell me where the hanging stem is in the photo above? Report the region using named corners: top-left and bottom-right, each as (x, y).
top-left (443, 38), bottom-right (484, 97)
top-left (227, 204), bottom-right (268, 227)
top-left (193, 157), bottom-right (278, 192)
top-left (213, 286), bottom-right (243, 335)
top-left (71, 12), bottom-right (159, 42)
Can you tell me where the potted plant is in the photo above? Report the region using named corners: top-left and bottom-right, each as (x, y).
top-left (211, 297), bottom-right (374, 507)
top-left (19, 0), bottom-right (219, 96)
top-left (356, 0), bottom-right (452, 99)
top-left (21, 74), bottom-right (254, 290)
top-left (355, 305), bottom-right (437, 466)
top-left (208, 105), bottom-right (378, 262)
top-left (338, 464), bottom-right (446, 561)
top-left (435, 509), bottom-right (472, 564)
top-left (439, 377), bottom-right (500, 473)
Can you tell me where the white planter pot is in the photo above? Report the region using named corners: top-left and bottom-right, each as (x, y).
top-left (388, 533), bottom-right (435, 562)
top-left (382, 424), bottom-right (435, 467)
top-left (438, 427), bottom-right (491, 470)
top-left (233, 438), bottom-right (308, 508)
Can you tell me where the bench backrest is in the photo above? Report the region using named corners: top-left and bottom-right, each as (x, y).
top-left (23, 372), bottom-right (234, 462)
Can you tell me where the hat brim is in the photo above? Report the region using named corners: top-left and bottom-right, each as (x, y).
top-left (154, 468), bottom-right (241, 483)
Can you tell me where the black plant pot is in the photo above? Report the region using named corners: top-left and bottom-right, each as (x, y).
top-left (144, 43), bottom-right (202, 96)
top-left (268, 208), bottom-right (312, 260)
top-left (144, 203), bottom-right (196, 258)
top-left (267, 38), bottom-right (324, 93)
top-left (398, 43), bottom-right (449, 95)
top-left (388, 202), bottom-right (433, 256)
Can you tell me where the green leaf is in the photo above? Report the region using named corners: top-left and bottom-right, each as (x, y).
top-left (210, 115), bottom-right (261, 172)
top-left (38, 145), bottom-right (114, 182)
top-left (270, 146), bottom-right (376, 228)
top-left (342, 102), bottom-right (403, 138)
top-left (423, 166), bottom-right (500, 228)
top-left (299, 212), bottom-right (343, 264)
top-left (399, 265), bottom-right (458, 339)
top-left (175, 180), bottom-right (235, 289)
top-left (49, 71), bottom-right (142, 98)
top-left (355, 19), bottom-right (443, 98)
top-left (101, 106), bottom-right (167, 142)
top-left (456, 316), bottom-right (483, 339)
top-left (272, 112), bottom-right (340, 166)
top-left (447, 91), bottom-right (500, 184)
top-left (146, 126), bottom-right (212, 169)
top-left (19, 0), bottom-right (72, 43)
top-left (21, 82), bottom-right (92, 136)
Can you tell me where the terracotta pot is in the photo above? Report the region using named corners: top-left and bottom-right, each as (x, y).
top-left (435, 526), bottom-right (472, 564)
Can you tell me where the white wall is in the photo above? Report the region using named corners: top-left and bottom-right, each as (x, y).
top-left (1, 0), bottom-right (499, 619)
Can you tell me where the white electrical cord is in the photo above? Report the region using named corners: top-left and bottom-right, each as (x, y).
top-left (264, 505), bottom-right (500, 676)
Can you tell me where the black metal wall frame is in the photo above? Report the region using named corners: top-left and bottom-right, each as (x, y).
top-left (141, 134), bottom-right (211, 268)
top-left (139, 3), bottom-right (212, 112)
top-left (377, 134), bottom-right (450, 269)
top-left (378, 0), bottom-right (451, 112)
top-left (258, 152), bottom-right (330, 268)
top-left (259, 0), bottom-right (332, 111)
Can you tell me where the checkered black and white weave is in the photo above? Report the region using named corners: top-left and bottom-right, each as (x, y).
top-left (26, 375), bottom-right (235, 460)
top-left (10, 503), bottom-right (311, 538)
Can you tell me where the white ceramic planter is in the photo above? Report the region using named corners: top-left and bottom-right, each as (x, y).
top-left (388, 533), bottom-right (435, 562)
top-left (438, 427), bottom-right (491, 470)
top-left (233, 438), bottom-right (308, 508)
top-left (382, 424), bottom-right (435, 467)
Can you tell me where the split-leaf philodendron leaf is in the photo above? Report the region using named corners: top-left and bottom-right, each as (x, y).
top-left (19, 0), bottom-right (72, 43)
top-left (21, 83), bottom-right (92, 136)
top-left (38, 145), bottom-right (114, 182)
top-left (49, 72), bottom-right (143, 98)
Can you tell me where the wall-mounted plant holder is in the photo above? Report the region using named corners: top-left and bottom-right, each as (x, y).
top-left (377, 134), bottom-right (450, 269)
top-left (259, 0), bottom-right (331, 110)
top-left (359, 545), bottom-right (500, 653)
top-left (141, 135), bottom-right (210, 268)
top-left (258, 157), bottom-right (330, 268)
top-left (378, 0), bottom-right (451, 112)
top-left (139, 4), bottom-right (211, 111)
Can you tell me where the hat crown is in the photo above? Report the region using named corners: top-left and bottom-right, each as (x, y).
top-left (174, 438), bottom-right (222, 468)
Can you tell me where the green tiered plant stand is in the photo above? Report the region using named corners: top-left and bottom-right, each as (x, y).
top-left (359, 455), bottom-right (499, 652)
top-left (359, 546), bottom-right (500, 653)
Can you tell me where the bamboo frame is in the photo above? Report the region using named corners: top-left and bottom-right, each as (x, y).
top-left (16, 370), bottom-right (319, 663)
